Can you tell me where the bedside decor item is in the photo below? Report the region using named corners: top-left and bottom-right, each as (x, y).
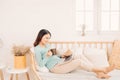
top-left (76, 24), bottom-right (86, 36)
top-left (81, 24), bottom-right (86, 36)
top-left (12, 45), bottom-right (30, 69)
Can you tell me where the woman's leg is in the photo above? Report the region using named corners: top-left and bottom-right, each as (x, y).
top-left (50, 59), bottom-right (81, 74)
top-left (50, 54), bottom-right (114, 74)
top-left (77, 54), bottom-right (94, 71)
top-left (73, 53), bottom-right (106, 72)
top-left (75, 54), bottom-right (114, 73)
top-left (79, 54), bottom-right (114, 79)
top-left (50, 57), bottom-right (102, 74)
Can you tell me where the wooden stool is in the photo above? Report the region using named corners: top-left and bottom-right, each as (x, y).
top-left (6, 67), bottom-right (30, 80)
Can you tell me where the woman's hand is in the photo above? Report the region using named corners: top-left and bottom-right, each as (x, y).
top-left (46, 50), bottom-right (53, 57)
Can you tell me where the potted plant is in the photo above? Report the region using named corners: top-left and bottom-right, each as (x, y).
top-left (12, 45), bottom-right (30, 69)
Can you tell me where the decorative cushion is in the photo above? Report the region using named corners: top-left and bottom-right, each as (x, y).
top-left (83, 47), bottom-right (109, 67)
top-left (109, 40), bottom-right (120, 69)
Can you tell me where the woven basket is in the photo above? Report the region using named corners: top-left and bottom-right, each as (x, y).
top-left (14, 55), bottom-right (26, 69)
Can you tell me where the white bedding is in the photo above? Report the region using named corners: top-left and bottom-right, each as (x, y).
top-left (38, 69), bottom-right (120, 80)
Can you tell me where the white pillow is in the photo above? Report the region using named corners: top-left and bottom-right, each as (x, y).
top-left (72, 47), bottom-right (84, 59)
top-left (30, 47), bottom-right (49, 73)
top-left (83, 47), bottom-right (109, 67)
top-left (56, 47), bottom-right (67, 56)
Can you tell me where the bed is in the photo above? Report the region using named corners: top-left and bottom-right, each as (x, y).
top-left (28, 41), bottom-right (120, 80)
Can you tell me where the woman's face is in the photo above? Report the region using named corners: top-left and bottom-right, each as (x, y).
top-left (40, 34), bottom-right (51, 45)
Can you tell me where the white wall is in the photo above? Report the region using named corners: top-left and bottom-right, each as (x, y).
top-left (0, 0), bottom-right (120, 66)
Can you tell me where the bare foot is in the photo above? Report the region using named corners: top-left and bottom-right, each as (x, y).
top-left (96, 72), bottom-right (111, 79)
top-left (92, 65), bottom-right (115, 74)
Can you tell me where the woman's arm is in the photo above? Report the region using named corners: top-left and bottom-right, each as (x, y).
top-left (35, 49), bottom-right (49, 67)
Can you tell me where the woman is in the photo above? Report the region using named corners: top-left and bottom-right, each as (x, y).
top-left (34, 29), bottom-right (114, 79)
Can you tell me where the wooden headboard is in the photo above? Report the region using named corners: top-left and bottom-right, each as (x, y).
top-left (49, 41), bottom-right (113, 48)
top-left (49, 41), bottom-right (114, 56)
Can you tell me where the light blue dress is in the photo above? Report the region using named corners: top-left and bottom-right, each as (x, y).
top-left (34, 44), bottom-right (61, 70)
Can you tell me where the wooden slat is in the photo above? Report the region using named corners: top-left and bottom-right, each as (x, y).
top-left (49, 41), bottom-right (114, 49)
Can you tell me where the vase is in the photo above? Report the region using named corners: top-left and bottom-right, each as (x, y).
top-left (14, 55), bottom-right (26, 69)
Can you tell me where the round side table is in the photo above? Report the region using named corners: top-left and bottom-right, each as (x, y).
top-left (0, 64), bottom-right (5, 80)
top-left (6, 67), bottom-right (30, 80)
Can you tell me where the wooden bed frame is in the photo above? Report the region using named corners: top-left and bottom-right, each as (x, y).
top-left (29, 41), bottom-right (114, 80)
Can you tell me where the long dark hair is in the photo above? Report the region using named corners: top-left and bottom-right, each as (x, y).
top-left (34, 29), bottom-right (51, 47)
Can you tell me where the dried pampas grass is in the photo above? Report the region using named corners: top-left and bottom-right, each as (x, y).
top-left (12, 45), bottom-right (30, 56)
